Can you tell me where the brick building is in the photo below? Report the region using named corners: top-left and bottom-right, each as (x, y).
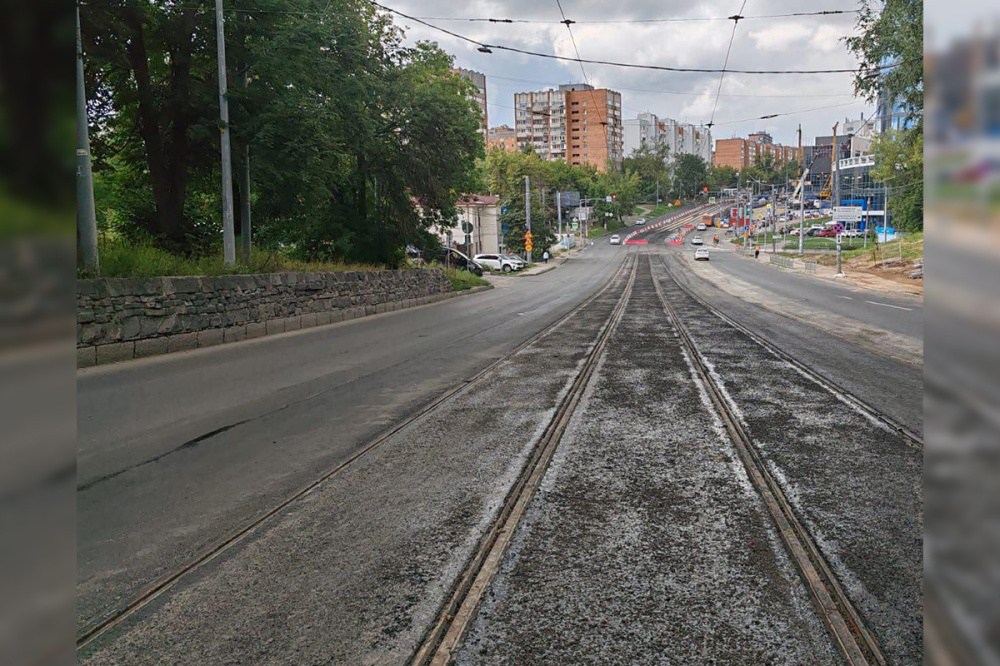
top-left (487, 125), bottom-right (518, 153)
top-left (454, 68), bottom-right (487, 137)
top-left (713, 131), bottom-right (802, 170)
top-left (514, 84), bottom-right (623, 171)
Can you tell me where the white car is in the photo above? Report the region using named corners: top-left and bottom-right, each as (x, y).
top-left (501, 253), bottom-right (528, 269)
top-left (610, 234), bottom-right (622, 245)
top-left (474, 253), bottom-right (520, 273)
top-left (690, 236), bottom-right (704, 245)
top-left (635, 218), bottom-right (646, 225)
top-left (694, 248), bottom-right (710, 261)
top-left (696, 223), bottom-right (707, 231)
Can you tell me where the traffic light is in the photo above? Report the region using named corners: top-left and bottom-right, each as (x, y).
top-left (611, 193), bottom-right (617, 201)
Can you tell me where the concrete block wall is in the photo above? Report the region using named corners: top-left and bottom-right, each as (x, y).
top-left (77, 270), bottom-right (464, 367)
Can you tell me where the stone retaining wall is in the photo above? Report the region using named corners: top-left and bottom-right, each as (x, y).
top-left (77, 269), bottom-right (458, 367)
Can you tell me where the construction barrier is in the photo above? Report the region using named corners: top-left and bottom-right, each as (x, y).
top-left (769, 254), bottom-right (796, 269)
top-left (804, 261), bottom-right (818, 273)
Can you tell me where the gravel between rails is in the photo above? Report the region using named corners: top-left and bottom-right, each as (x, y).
top-left (78, 262), bottom-right (637, 665)
top-left (652, 255), bottom-right (923, 665)
top-left (456, 256), bottom-right (840, 665)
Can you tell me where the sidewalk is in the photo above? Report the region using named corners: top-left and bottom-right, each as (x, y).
top-left (734, 246), bottom-right (923, 298)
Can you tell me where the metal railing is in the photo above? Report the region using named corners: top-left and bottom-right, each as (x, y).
top-left (804, 261), bottom-right (818, 273)
top-left (769, 254), bottom-right (795, 269)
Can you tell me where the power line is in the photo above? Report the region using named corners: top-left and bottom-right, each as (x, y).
top-left (707, 2), bottom-right (748, 129)
top-left (713, 101), bottom-right (863, 126)
top-left (368, 1), bottom-right (910, 76)
top-left (410, 9), bottom-right (861, 25)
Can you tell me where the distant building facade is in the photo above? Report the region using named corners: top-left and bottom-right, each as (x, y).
top-left (713, 131), bottom-right (802, 170)
top-left (487, 125), bottom-right (518, 153)
top-left (454, 68), bottom-right (488, 136)
top-left (514, 84), bottom-right (623, 171)
top-left (623, 112), bottom-right (712, 163)
top-left (433, 194), bottom-right (503, 256)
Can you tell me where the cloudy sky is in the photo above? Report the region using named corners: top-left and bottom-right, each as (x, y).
top-left (384, 0), bottom-right (878, 148)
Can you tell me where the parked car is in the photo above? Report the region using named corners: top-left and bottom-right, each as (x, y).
top-left (475, 253), bottom-right (520, 273)
top-left (501, 253), bottom-right (528, 269)
top-left (694, 248), bottom-right (710, 261)
top-left (842, 229), bottom-right (862, 239)
top-left (610, 234), bottom-right (621, 245)
top-left (691, 236), bottom-right (704, 245)
top-left (817, 229), bottom-right (838, 238)
top-left (635, 218), bottom-right (646, 225)
top-left (437, 247), bottom-right (483, 275)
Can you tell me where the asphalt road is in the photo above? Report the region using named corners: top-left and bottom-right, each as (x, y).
top-left (78, 207), bottom-right (923, 663)
top-left (702, 249), bottom-right (923, 340)
top-left (77, 242), bottom-right (623, 635)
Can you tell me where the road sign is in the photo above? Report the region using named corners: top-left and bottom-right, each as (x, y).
top-left (525, 241), bottom-right (533, 252)
top-left (501, 206), bottom-right (508, 214)
top-left (571, 222), bottom-right (579, 230)
top-left (832, 206), bottom-right (863, 223)
top-left (524, 231), bottom-right (533, 240)
top-left (709, 196), bottom-right (717, 204)
top-left (832, 223), bottom-right (844, 234)
top-left (461, 221), bottom-right (473, 234)
top-left (606, 196), bottom-right (613, 203)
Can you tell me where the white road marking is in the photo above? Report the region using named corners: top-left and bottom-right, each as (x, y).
top-left (864, 300), bottom-right (912, 311)
top-left (835, 295), bottom-right (854, 300)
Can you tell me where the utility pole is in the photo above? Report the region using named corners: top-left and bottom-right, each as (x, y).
top-left (832, 121), bottom-right (840, 209)
top-left (883, 182), bottom-right (890, 245)
top-left (239, 67), bottom-right (251, 263)
top-left (216, 0), bottom-right (237, 266)
top-left (771, 184), bottom-right (777, 254)
top-left (556, 191), bottom-right (562, 244)
top-left (524, 175), bottom-right (531, 262)
top-left (76, 6), bottom-right (99, 273)
top-left (864, 196), bottom-right (871, 249)
top-left (797, 124), bottom-right (805, 256)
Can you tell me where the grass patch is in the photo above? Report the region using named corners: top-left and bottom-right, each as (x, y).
top-left (588, 219), bottom-right (626, 238)
top-left (82, 237), bottom-right (377, 278)
top-left (441, 266), bottom-right (489, 291)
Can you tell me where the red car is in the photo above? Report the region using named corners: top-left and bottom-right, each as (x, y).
top-left (818, 228), bottom-right (838, 238)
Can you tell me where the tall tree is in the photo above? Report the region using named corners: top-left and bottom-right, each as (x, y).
top-left (671, 154), bottom-right (708, 198)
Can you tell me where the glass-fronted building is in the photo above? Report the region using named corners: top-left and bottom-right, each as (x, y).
top-left (836, 155), bottom-right (889, 231)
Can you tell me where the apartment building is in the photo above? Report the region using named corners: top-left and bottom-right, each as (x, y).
top-left (514, 84), bottom-right (623, 171)
top-left (487, 125), bottom-right (518, 153)
top-left (713, 131), bottom-right (802, 170)
top-left (454, 68), bottom-right (487, 136)
top-left (623, 112), bottom-right (712, 163)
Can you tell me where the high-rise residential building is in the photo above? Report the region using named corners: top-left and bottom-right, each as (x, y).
top-left (713, 132), bottom-right (802, 171)
top-left (487, 125), bottom-right (518, 153)
top-left (454, 68), bottom-right (487, 136)
top-left (514, 84), bottom-right (623, 171)
top-left (624, 112), bottom-right (713, 163)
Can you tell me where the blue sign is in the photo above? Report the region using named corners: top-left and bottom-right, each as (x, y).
top-left (502, 224), bottom-right (508, 235)
top-left (501, 206), bottom-right (508, 214)
top-left (744, 225), bottom-right (750, 232)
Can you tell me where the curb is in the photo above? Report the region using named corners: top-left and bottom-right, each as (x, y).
top-left (77, 283), bottom-right (494, 369)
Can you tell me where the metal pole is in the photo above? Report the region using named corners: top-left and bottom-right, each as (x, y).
top-left (771, 184), bottom-right (776, 254)
top-left (864, 196), bottom-right (870, 249)
top-left (798, 173), bottom-right (805, 256)
top-left (77, 6), bottom-right (100, 273)
top-left (556, 191), bottom-right (562, 244)
top-left (216, 0), bottom-right (236, 266)
top-left (524, 175), bottom-right (531, 261)
top-left (883, 183), bottom-right (890, 244)
top-left (239, 68), bottom-right (251, 264)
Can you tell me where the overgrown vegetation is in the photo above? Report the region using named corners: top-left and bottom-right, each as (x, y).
top-left (441, 266), bottom-right (489, 291)
top-left (82, 0), bottom-right (483, 267)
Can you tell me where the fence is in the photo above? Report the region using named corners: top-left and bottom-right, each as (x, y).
top-left (769, 254), bottom-right (796, 269)
top-left (804, 261), bottom-right (818, 273)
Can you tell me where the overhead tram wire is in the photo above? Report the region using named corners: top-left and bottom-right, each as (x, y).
top-left (411, 9), bottom-right (861, 24)
top-left (706, 1), bottom-right (749, 130)
top-left (366, 1), bottom-right (915, 76)
top-left (552, 0), bottom-right (610, 149)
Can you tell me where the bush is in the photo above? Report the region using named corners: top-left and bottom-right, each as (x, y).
top-left (441, 266), bottom-right (489, 291)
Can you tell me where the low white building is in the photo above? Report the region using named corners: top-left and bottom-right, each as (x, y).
top-left (432, 195), bottom-right (503, 256)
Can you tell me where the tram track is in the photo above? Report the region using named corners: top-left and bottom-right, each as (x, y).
top-left (411, 255), bottom-right (639, 666)
top-left (77, 255), bottom-right (636, 654)
top-left (650, 253), bottom-right (888, 666)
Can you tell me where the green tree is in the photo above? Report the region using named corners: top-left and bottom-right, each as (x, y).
top-left (707, 165), bottom-right (738, 191)
top-left (82, 0), bottom-right (483, 265)
top-left (870, 129), bottom-right (923, 231)
top-left (671, 154), bottom-right (708, 198)
top-left (623, 144), bottom-right (671, 202)
top-left (845, 0), bottom-right (923, 126)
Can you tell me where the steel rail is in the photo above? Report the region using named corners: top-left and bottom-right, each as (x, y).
top-left (651, 255), bottom-right (887, 666)
top-left (411, 255), bottom-right (639, 666)
top-left (77, 255), bottom-right (635, 652)
top-left (658, 254), bottom-right (922, 449)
